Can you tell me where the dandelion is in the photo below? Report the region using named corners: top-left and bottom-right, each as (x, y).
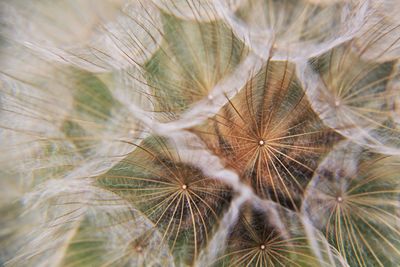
top-left (298, 39), bottom-right (400, 154)
top-left (143, 12), bottom-right (247, 117)
top-left (97, 136), bottom-right (233, 265)
top-left (303, 141), bottom-right (400, 266)
top-left (215, 0), bottom-right (368, 60)
top-left (191, 60), bottom-right (340, 209)
top-left (1, 0), bottom-right (400, 266)
top-left (214, 202), bottom-right (345, 266)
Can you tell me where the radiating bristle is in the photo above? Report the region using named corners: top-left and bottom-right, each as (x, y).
top-left (299, 38), bottom-right (400, 155)
top-left (216, 0), bottom-right (368, 60)
top-left (191, 60), bottom-right (341, 209)
top-left (143, 12), bottom-right (247, 118)
top-left (303, 141), bottom-right (400, 266)
top-left (97, 136), bottom-right (233, 265)
top-left (214, 202), bottom-right (345, 267)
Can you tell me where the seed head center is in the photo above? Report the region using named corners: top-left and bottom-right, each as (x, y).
top-left (260, 244), bottom-right (266, 250)
top-left (337, 196), bottom-right (343, 203)
top-left (182, 184), bottom-right (188, 190)
top-left (258, 140), bottom-right (265, 146)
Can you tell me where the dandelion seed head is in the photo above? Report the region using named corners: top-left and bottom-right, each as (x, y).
top-left (1, 0), bottom-right (400, 266)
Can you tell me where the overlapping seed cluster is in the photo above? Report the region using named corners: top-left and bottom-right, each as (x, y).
top-left (0, 0), bottom-right (399, 266)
